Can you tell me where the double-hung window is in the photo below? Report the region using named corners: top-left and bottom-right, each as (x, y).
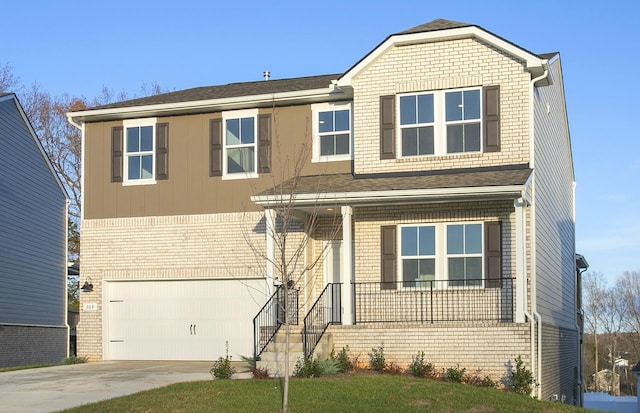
top-left (400, 225), bottom-right (435, 287)
top-left (446, 223), bottom-right (483, 287)
top-left (311, 102), bottom-right (352, 162)
top-left (224, 109), bottom-right (257, 177)
top-left (398, 87), bottom-right (483, 157)
top-left (123, 118), bottom-right (156, 185)
top-left (399, 93), bottom-right (434, 156)
top-left (445, 89), bottom-right (481, 153)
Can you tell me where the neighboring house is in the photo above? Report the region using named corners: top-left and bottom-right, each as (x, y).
top-left (68, 19), bottom-right (582, 404)
top-left (0, 93), bottom-right (69, 367)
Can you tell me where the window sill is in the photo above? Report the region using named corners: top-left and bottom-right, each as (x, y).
top-left (122, 179), bottom-right (157, 186)
top-left (312, 154), bottom-right (352, 163)
top-left (221, 172), bottom-right (259, 181)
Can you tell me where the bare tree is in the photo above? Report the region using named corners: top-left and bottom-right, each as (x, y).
top-left (241, 111), bottom-right (341, 413)
top-left (0, 62), bottom-right (20, 92)
top-left (583, 271), bottom-right (607, 391)
top-left (618, 272), bottom-right (640, 339)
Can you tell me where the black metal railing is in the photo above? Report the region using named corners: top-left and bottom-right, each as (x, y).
top-left (354, 278), bottom-right (514, 324)
top-left (303, 283), bottom-right (341, 358)
top-left (253, 286), bottom-right (299, 359)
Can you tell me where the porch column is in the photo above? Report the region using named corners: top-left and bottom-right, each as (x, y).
top-left (265, 208), bottom-right (276, 297)
top-left (514, 198), bottom-right (527, 323)
top-left (341, 205), bottom-right (354, 325)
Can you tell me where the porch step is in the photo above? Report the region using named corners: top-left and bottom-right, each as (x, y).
top-left (256, 331), bottom-right (334, 377)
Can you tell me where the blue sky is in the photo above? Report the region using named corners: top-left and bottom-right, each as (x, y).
top-left (3, 0), bottom-right (638, 285)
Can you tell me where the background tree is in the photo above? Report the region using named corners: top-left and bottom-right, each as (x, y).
top-left (583, 271), bottom-right (606, 391)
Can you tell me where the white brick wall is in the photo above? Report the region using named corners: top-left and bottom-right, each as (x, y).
top-left (351, 37), bottom-right (531, 174)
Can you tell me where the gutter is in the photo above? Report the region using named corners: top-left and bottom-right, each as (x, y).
top-left (529, 67), bottom-right (550, 399)
top-left (252, 185), bottom-right (525, 207)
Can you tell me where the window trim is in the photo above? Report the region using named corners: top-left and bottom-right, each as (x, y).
top-left (397, 221), bottom-right (485, 288)
top-left (311, 101), bottom-right (353, 163)
top-left (222, 109), bottom-right (259, 180)
top-left (398, 224), bottom-right (436, 288)
top-left (122, 118), bottom-right (157, 186)
top-left (397, 87), bottom-right (483, 157)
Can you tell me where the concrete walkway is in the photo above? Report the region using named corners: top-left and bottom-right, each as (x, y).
top-left (0, 360), bottom-right (231, 412)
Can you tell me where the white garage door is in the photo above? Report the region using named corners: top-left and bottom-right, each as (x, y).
top-left (106, 279), bottom-right (266, 360)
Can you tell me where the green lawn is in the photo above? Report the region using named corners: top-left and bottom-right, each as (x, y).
top-left (61, 373), bottom-right (595, 413)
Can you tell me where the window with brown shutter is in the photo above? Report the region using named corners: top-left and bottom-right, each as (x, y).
top-left (111, 126), bottom-right (123, 183)
top-left (156, 123), bottom-right (169, 180)
top-left (380, 95), bottom-right (396, 159)
top-left (381, 225), bottom-right (397, 290)
top-left (484, 221), bottom-right (502, 288)
top-left (209, 118), bottom-right (222, 177)
top-left (257, 114), bottom-right (271, 173)
top-left (483, 85), bottom-right (500, 152)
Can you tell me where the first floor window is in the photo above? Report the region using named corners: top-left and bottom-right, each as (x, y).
top-left (225, 115), bottom-right (256, 174)
top-left (446, 223), bottom-right (483, 286)
top-left (400, 225), bottom-right (436, 287)
top-left (125, 124), bottom-right (154, 182)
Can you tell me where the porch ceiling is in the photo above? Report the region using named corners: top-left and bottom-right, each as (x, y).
top-left (252, 164), bottom-right (532, 208)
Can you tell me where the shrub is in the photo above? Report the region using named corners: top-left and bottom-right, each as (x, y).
top-left (294, 356), bottom-right (322, 378)
top-left (385, 362), bottom-right (404, 375)
top-left (443, 365), bottom-right (466, 383)
top-left (210, 341), bottom-right (236, 379)
top-left (407, 351), bottom-right (434, 378)
top-left (61, 356), bottom-right (87, 365)
top-left (507, 355), bottom-right (534, 395)
top-left (240, 355), bottom-right (270, 379)
top-left (368, 344), bottom-right (386, 372)
top-left (329, 346), bottom-right (354, 373)
top-left (464, 369), bottom-right (497, 388)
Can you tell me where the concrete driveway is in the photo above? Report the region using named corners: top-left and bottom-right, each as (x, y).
top-left (0, 361), bottom-right (222, 412)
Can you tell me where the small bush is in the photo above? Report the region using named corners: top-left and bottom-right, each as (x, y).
top-left (443, 365), bottom-right (466, 383)
top-left (61, 356), bottom-right (87, 365)
top-left (240, 355), bottom-right (270, 379)
top-left (407, 351), bottom-right (434, 378)
top-left (507, 355), bottom-right (534, 395)
top-left (368, 343), bottom-right (386, 372)
top-left (464, 369), bottom-right (497, 388)
top-left (385, 362), bottom-right (404, 375)
top-left (329, 346), bottom-right (354, 373)
top-left (210, 341), bottom-right (236, 379)
top-left (294, 356), bottom-right (322, 378)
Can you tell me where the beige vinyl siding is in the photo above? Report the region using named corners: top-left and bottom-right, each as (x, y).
top-left (532, 57), bottom-right (577, 329)
top-left (83, 105), bottom-right (351, 219)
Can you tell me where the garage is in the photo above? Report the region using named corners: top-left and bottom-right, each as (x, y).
top-left (105, 279), bottom-right (266, 360)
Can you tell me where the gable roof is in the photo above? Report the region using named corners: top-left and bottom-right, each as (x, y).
top-left (68, 73), bottom-right (345, 123)
top-left (337, 18), bottom-right (549, 87)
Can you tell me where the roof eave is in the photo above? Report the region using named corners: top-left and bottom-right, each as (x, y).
top-left (67, 86), bottom-right (349, 123)
top-left (338, 26), bottom-right (546, 87)
top-left (252, 185), bottom-right (525, 208)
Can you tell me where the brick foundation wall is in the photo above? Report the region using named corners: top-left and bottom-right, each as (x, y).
top-left (0, 324), bottom-right (67, 368)
top-left (328, 322), bottom-right (530, 383)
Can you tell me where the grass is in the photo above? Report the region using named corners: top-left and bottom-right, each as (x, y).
top-left (0, 363), bottom-right (55, 373)
top-left (60, 373), bottom-right (594, 413)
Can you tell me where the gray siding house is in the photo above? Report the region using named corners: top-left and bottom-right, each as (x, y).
top-left (0, 93), bottom-right (68, 367)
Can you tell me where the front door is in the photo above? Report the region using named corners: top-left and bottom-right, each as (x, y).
top-left (324, 241), bottom-right (342, 322)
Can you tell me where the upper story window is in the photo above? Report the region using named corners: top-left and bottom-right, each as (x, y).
top-left (390, 86), bottom-right (497, 159)
top-left (126, 125), bottom-right (154, 181)
top-left (118, 118), bottom-right (168, 186)
top-left (223, 109), bottom-right (258, 179)
top-left (399, 93), bottom-right (434, 156)
top-left (311, 102), bottom-right (352, 162)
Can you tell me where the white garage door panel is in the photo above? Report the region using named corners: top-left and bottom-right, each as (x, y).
top-left (107, 279), bottom-right (266, 360)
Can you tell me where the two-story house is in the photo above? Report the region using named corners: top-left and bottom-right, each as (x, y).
top-left (68, 19), bottom-right (580, 403)
top-left (0, 93), bottom-right (69, 367)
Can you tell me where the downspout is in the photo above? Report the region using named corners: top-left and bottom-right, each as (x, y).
top-left (529, 67), bottom-right (549, 399)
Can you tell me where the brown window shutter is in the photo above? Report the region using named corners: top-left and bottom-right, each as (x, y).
top-left (485, 221), bottom-right (502, 288)
top-left (111, 126), bottom-right (123, 183)
top-left (483, 85), bottom-right (500, 152)
top-left (380, 95), bottom-right (396, 159)
top-left (156, 123), bottom-right (169, 180)
top-left (209, 118), bottom-right (223, 177)
top-left (381, 225), bottom-right (397, 290)
top-left (258, 114), bottom-right (271, 173)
